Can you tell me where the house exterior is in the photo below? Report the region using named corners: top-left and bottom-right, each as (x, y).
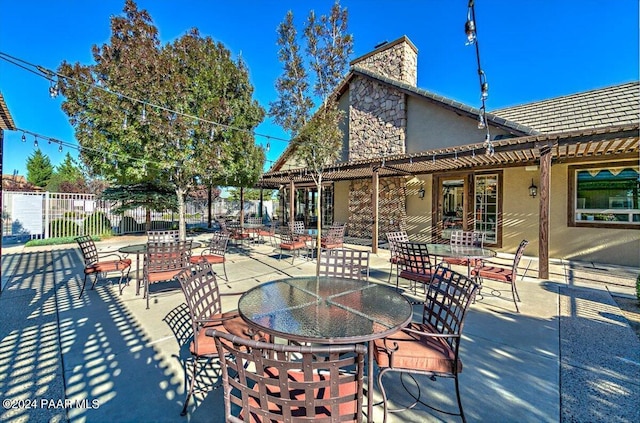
top-left (261, 36), bottom-right (640, 272)
top-left (1, 91), bottom-right (18, 262)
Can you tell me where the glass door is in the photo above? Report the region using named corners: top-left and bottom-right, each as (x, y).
top-left (474, 174), bottom-right (498, 243)
top-left (439, 178), bottom-right (465, 240)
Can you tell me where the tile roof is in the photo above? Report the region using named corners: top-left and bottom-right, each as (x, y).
top-left (491, 81), bottom-right (640, 134)
top-left (347, 68), bottom-right (540, 136)
top-left (0, 92), bottom-right (16, 131)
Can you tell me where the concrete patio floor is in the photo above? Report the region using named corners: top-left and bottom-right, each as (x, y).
top-left (0, 234), bottom-right (638, 422)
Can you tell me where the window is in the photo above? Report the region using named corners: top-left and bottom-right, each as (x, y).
top-left (571, 163), bottom-right (639, 227)
top-left (474, 174), bottom-right (499, 243)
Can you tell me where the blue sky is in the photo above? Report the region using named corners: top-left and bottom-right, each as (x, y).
top-left (1, 0), bottom-right (638, 179)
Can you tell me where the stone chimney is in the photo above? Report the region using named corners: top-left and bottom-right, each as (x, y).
top-left (350, 35), bottom-right (418, 86)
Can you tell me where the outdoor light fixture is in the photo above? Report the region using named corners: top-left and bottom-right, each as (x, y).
top-left (418, 186), bottom-right (425, 199)
top-left (529, 179), bottom-right (538, 198)
top-left (477, 107), bottom-right (486, 129)
top-left (33, 136), bottom-right (38, 148)
top-left (49, 80), bottom-right (59, 98)
top-left (465, 2), bottom-right (477, 45)
top-left (21, 132), bottom-right (26, 142)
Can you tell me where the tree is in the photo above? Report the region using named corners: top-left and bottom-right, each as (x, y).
top-left (46, 153), bottom-right (88, 193)
top-left (26, 150), bottom-right (53, 188)
top-left (270, 1), bottom-right (353, 270)
top-left (57, 0), bottom-right (264, 239)
top-left (100, 183), bottom-right (177, 231)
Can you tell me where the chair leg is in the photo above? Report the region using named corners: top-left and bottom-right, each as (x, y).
top-left (454, 375), bottom-right (467, 423)
top-left (145, 279), bottom-right (150, 310)
top-left (181, 357), bottom-right (198, 416)
top-left (221, 261), bottom-right (228, 281)
top-left (511, 282), bottom-right (520, 313)
top-left (78, 273), bottom-right (89, 299)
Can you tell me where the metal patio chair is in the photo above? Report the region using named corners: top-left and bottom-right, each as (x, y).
top-left (320, 224), bottom-right (346, 250)
top-left (147, 229), bottom-right (179, 243)
top-left (143, 240), bottom-right (192, 309)
top-left (385, 231), bottom-right (409, 285)
top-left (175, 262), bottom-right (267, 416)
top-left (396, 241), bottom-right (435, 294)
top-left (319, 248), bottom-right (370, 281)
top-left (442, 230), bottom-right (486, 268)
top-left (278, 225), bottom-right (307, 264)
top-left (189, 232), bottom-right (230, 281)
top-left (208, 329), bottom-right (366, 423)
top-left (471, 239), bottom-right (529, 312)
top-left (374, 265), bottom-right (479, 423)
top-left (75, 235), bottom-right (132, 298)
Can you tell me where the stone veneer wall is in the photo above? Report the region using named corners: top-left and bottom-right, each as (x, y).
top-left (352, 41), bottom-right (417, 86)
top-left (347, 177), bottom-right (407, 238)
top-left (349, 77), bottom-right (406, 160)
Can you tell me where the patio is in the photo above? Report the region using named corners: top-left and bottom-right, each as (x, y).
top-left (0, 234), bottom-right (638, 422)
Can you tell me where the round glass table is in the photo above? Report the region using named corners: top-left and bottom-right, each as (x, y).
top-left (238, 276), bottom-right (412, 421)
top-left (424, 243), bottom-right (496, 276)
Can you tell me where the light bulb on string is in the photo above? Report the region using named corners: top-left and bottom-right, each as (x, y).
top-left (266, 137), bottom-right (270, 152)
top-left (49, 80), bottom-right (59, 98)
top-left (21, 132), bottom-right (26, 142)
top-left (465, 3), bottom-right (476, 45)
top-left (58, 142), bottom-right (63, 153)
top-left (481, 81), bottom-right (489, 100)
top-left (477, 109), bottom-right (486, 129)
top-left (122, 115), bottom-right (128, 130)
top-left (210, 126), bottom-right (216, 141)
top-left (141, 105), bottom-right (147, 124)
top-left (33, 136), bottom-right (38, 148)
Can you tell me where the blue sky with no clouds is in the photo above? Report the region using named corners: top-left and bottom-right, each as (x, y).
top-left (1, 0), bottom-right (638, 178)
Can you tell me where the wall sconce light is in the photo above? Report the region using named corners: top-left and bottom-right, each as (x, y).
top-left (529, 179), bottom-right (538, 198)
top-left (418, 186), bottom-right (425, 199)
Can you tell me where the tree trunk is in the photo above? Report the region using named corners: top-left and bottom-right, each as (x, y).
top-left (315, 174), bottom-right (322, 276)
top-left (145, 208), bottom-right (151, 232)
top-left (207, 185), bottom-right (213, 228)
top-left (176, 187), bottom-right (187, 241)
top-left (239, 187), bottom-right (245, 229)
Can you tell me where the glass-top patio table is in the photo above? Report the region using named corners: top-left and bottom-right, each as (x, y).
top-left (238, 276), bottom-right (413, 421)
top-left (423, 243), bottom-right (496, 276)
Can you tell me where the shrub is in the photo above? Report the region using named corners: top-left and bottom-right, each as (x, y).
top-left (26, 235), bottom-right (100, 247)
top-left (119, 216), bottom-right (144, 233)
top-left (49, 219), bottom-right (80, 238)
top-left (83, 211), bottom-right (112, 236)
top-left (636, 273), bottom-right (640, 303)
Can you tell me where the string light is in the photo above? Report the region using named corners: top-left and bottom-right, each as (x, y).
top-left (465, 0), bottom-right (493, 155)
top-left (21, 132), bottom-right (26, 142)
top-left (122, 115), bottom-right (128, 130)
top-left (48, 79), bottom-right (59, 98)
top-left (141, 105), bottom-right (147, 124)
top-left (58, 142), bottom-right (63, 153)
top-left (0, 51), bottom-right (292, 146)
top-left (33, 136), bottom-right (38, 148)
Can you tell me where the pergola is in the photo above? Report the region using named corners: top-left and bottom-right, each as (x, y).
top-left (258, 123), bottom-right (639, 278)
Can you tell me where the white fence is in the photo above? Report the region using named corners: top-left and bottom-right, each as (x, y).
top-left (1, 191), bottom-right (273, 240)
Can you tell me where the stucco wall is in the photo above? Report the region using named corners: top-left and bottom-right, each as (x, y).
top-left (404, 175), bottom-right (433, 242)
top-left (406, 96), bottom-right (510, 151)
top-left (548, 163), bottom-right (640, 267)
top-left (333, 181), bottom-right (351, 226)
top-left (502, 164), bottom-right (640, 267)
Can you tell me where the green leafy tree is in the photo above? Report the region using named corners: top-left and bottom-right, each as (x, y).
top-left (270, 1), bottom-right (353, 270)
top-left (46, 153), bottom-right (88, 193)
top-left (57, 0), bottom-right (264, 239)
top-left (26, 150), bottom-right (53, 188)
